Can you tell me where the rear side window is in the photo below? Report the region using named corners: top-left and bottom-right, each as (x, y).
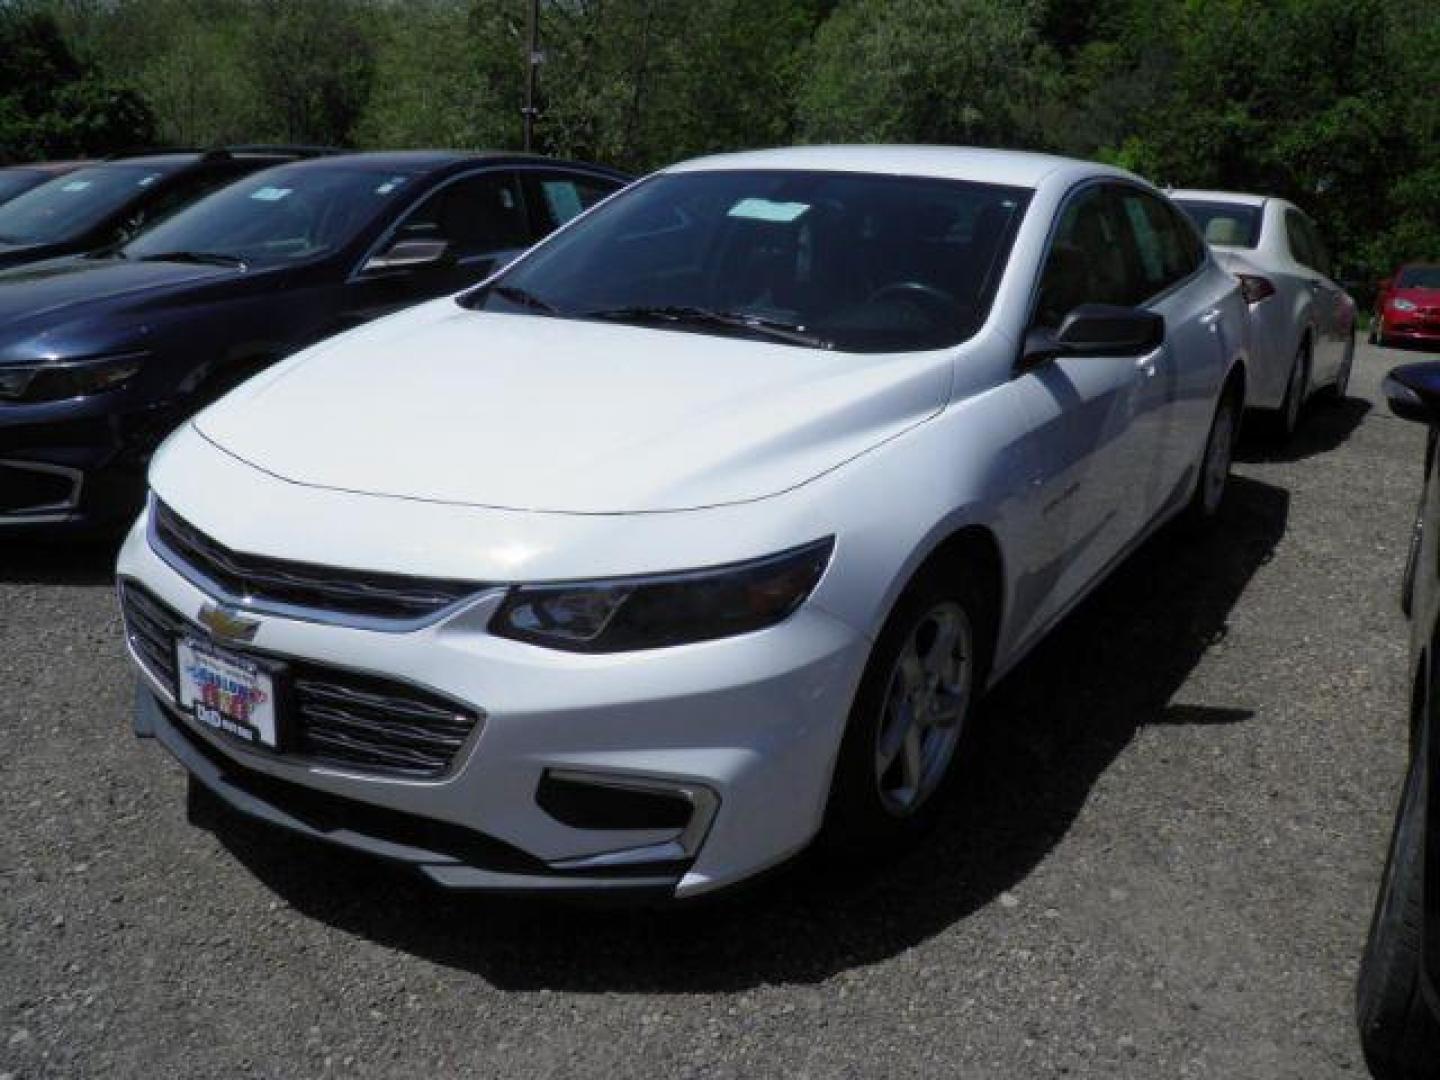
top-left (1174, 200), bottom-right (1262, 249)
top-left (527, 171), bottom-right (623, 233)
top-left (1285, 209), bottom-right (1316, 269)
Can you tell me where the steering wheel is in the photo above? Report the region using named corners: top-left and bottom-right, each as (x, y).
top-left (865, 281), bottom-right (964, 323)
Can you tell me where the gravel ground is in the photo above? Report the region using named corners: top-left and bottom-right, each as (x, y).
top-left (0, 340), bottom-right (1428, 1079)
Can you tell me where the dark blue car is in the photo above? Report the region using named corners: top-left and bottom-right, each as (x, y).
top-left (0, 150), bottom-right (628, 532)
top-left (0, 148), bottom-right (312, 270)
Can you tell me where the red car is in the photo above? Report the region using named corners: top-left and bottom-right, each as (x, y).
top-left (1373, 263), bottom-right (1440, 348)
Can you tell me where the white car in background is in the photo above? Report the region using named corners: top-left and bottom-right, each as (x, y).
top-left (117, 147), bottom-right (1250, 900)
top-left (1172, 189), bottom-right (1357, 440)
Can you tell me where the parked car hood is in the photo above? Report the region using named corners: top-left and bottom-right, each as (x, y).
top-left (0, 256), bottom-right (239, 331)
top-left (194, 301), bottom-right (952, 514)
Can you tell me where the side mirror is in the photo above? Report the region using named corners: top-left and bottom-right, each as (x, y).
top-left (1384, 363), bottom-right (1440, 425)
top-left (362, 237), bottom-right (450, 274)
top-left (1022, 303), bottom-right (1165, 367)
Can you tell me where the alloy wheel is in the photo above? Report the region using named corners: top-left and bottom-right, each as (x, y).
top-left (874, 601), bottom-right (973, 816)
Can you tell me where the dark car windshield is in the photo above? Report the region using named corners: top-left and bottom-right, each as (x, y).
top-left (122, 164), bottom-right (417, 268)
top-left (0, 164), bottom-right (174, 245)
top-left (1174, 200), bottom-right (1263, 249)
top-left (1397, 266), bottom-right (1440, 290)
top-left (466, 169), bottom-right (1030, 353)
top-left (0, 170), bottom-right (47, 207)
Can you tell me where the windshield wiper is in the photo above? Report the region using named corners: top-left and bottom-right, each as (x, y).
top-left (581, 305), bottom-right (832, 349)
top-left (136, 250), bottom-right (246, 268)
top-left (490, 284), bottom-right (559, 315)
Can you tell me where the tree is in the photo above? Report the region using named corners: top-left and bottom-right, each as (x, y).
top-left (0, 6), bottom-right (154, 161)
top-left (797, 0), bottom-right (1058, 147)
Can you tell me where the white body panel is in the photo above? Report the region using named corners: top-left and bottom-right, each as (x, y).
top-left (120, 147), bottom-right (1250, 897)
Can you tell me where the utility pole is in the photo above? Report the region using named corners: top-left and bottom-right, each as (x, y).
top-left (522, 0), bottom-right (540, 151)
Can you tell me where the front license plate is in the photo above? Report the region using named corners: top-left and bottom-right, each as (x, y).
top-left (176, 638), bottom-right (280, 748)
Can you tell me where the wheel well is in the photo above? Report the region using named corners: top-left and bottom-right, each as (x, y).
top-left (910, 525), bottom-right (1004, 671)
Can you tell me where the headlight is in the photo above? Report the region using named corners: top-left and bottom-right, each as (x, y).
top-left (1392, 298), bottom-right (1418, 312)
top-left (490, 538), bottom-right (834, 652)
top-left (0, 352), bottom-right (145, 404)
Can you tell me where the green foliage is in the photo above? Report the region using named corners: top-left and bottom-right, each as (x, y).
top-left (3, 0), bottom-right (1438, 278)
top-left (798, 0), bottom-right (1057, 147)
top-left (0, 6), bottom-right (155, 160)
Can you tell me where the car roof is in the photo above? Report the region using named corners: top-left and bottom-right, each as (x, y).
top-left (1, 160), bottom-right (89, 175)
top-left (1169, 189), bottom-right (1270, 208)
top-left (269, 150), bottom-right (627, 176)
top-left (662, 145), bottom-right (1121, 188)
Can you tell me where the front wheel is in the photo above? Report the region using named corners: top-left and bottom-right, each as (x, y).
top-left (821, 567), bottom-right (991, 853)
top-left (1180, 385), bottom-right (1240, 528)
top-left (1357, 724), bottom-right (1440, 1078)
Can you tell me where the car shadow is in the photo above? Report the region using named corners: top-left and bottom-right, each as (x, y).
top-left (206, 475), bottom-right (1289, 992)
top-left (1236, 396), bottom-right (1370, 465)
top-left (0, 537), bottom-right (123, 587)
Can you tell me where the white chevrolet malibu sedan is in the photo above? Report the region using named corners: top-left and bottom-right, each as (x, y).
top-left (117, 147), bottom-right (1250, 899)
top-left (1171, 189), bottom-right (1357, 440)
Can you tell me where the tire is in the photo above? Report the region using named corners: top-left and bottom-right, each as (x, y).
top-left (1273, 342), bottom-right (1311, 441)
top-left (1180, 382), bottom-right (1240, 528)
top-left (1370, 320), bottom-right (1379, 345)
top-left (1324, 332), bottom-right (1355, 402)
top-left (1357, 724), bottom-right (1440, 1079)
top-left (821, 564), bottom-right (993, 855)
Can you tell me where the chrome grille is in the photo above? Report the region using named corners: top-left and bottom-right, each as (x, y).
top-left (119, 580), bottom-right (483, 778)
top-left (151, 500), bottom-right (485, 626)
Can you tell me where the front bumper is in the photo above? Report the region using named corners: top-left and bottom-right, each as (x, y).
top-left (118, 514), bottom-right (870, 899)
top-left (0, 392), bottom-right (170, 530)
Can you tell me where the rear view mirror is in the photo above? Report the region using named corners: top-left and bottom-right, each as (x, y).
top-left (1384, 362), bottom-right (1440, 425)
top-left (362, 237), bottom-right (450, 273)
top-left (1022, 303), bottom-right (1165, 367)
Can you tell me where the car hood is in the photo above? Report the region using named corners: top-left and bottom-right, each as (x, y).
top-left (194, 302), bottom-right (952, 514)
top-left (0, 256), bottom-right (237, 329)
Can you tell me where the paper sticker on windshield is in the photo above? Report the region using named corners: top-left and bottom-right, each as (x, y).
top-left (375, 176), bottom-right (408, 195)
top-left (250, 186), bottom-right (292, 202)
top-left (61, 180), bottom-right (92, 192)
top-left (728, 198), bottom-right (810, 223)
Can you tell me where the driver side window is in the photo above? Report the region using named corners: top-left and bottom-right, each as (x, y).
top-left (1033, 185), bottom-right (1131, 329)
top-left (395, 171), bottom-right (527, 260)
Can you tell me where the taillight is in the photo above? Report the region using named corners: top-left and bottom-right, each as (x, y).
top-left (1237, 274), bottom-right (1276, 304)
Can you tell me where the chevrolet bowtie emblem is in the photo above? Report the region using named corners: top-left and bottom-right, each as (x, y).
top-left (198, 602), bottom-right (261, 643)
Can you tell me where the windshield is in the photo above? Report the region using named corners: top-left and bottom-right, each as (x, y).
top-left (0, 164), bottom-right (172, 245)
top-left (1397, 266), bottom-right (1440, 290)
top-left (1174, 200), bottom-right (1263, 249)
top-left (123, 164), bottom-right (417, 267)
top-left (467, 170), bottom-right (1030, 353)
top-left (0, 170), bottom-right (46, 207)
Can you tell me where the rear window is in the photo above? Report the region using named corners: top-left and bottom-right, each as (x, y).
top-left (1174, 200), bottom-right (1262, 249)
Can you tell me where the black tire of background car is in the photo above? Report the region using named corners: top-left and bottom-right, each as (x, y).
top-left (1356, 725), bottom-right (1440, 1079)
top-left (1179, 381), bottom-right (1241, 529)
top-left (819, 564), bottom-right (993, 858)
